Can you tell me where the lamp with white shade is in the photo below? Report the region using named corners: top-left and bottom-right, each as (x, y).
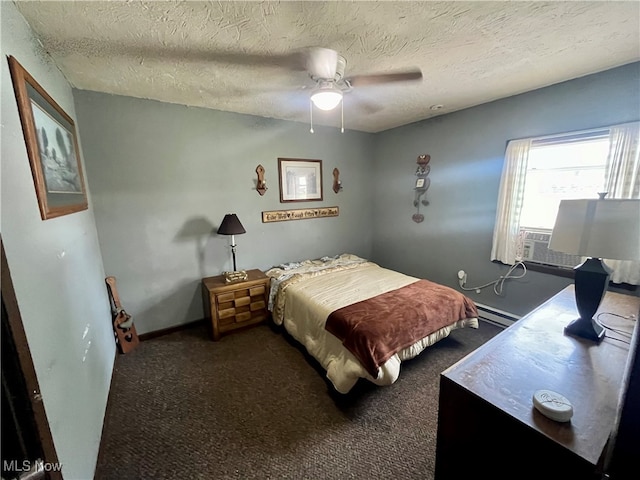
top-left (549, 197), bottom-right (640, 342)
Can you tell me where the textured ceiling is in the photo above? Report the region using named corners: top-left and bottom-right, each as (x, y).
top-left (14, 1), bottom-right (640, 133)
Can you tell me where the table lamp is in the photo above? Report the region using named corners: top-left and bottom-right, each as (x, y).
top-left (217, 214), bottom-right (246, 272)
top-left (549, 197), bottom-right (640, 342)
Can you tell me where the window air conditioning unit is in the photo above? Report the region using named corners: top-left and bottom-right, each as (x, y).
top-left (519, 229), bottom-right (583, 268)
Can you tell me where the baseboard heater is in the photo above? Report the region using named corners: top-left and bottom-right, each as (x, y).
top-left (474, 303), bottom-right (520, 328)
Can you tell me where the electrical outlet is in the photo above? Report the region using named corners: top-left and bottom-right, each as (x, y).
top-left (457, 270), bottom-right (467, 287)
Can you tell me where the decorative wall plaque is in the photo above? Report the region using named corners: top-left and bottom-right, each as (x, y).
top-left (262, 206), bottom-right (339, 223)
top-left (413, 154), bottom-right (431, 223)
top-left (256, 164), bottom-right (267, 196)
top-left (333, 168), bottom-right (343, 193)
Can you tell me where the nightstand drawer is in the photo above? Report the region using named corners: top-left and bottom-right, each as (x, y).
top-left (234, 296), bottom-right (251, 307)
top-left (219, 315), bottom-right (235, 327)
top-left (219, 307), bottom-right (236, 319)
top-left (217, 292), bottom-right (236, 303)
top-left (235, 311), bottom-right (252, 323)
top-left (250, 300), bottom-right (266, 311)
top-left (250, 285), bottom-right (266, 296)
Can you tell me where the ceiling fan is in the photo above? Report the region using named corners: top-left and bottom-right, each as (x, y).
top-left (299, 47), bottom-right (422, 132)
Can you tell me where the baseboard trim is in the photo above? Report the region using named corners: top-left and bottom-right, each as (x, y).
top-left (139, 318), bottom-right (207, 341)
top-left (475, 303), bottom-right (520, 328)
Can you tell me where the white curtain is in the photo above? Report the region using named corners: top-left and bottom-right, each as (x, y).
top-left (603, 121), bottom-right (640, 285)
top-left (490, 138), bottom-right (531, 264)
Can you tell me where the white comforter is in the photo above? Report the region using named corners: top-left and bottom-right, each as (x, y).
top-left (266, 255), bottom-right (479, 393)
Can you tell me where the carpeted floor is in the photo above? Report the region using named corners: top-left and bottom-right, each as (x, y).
top-left (94, 319), bottom-right (502, 480)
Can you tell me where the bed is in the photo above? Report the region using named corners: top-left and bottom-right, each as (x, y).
top-left (265, 254), bottom-right (479, 393)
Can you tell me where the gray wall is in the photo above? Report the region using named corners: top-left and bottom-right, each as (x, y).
top-left (0, 2), bottom-right (115, 479)
top-left (73, 91), bottom-right (375, 334)
top-left (372, 62), bottom-right (640, 316)
top-left (74, 63), bottom-right (640, 332)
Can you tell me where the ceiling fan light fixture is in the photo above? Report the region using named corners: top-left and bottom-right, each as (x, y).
top-left (310, 83), bottom-right (343, 111)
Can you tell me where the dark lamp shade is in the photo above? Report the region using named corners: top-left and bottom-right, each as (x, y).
top-left (217, 214), bottom-right (246, 236)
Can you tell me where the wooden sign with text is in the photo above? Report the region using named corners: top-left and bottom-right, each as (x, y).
top-left (262, 206), bottom-right (339, 223)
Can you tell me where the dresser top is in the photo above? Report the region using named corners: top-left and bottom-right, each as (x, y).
top-left (202, 269), bottom-right (268, 290)
top-left (442, 285), bottom-right (639, 466)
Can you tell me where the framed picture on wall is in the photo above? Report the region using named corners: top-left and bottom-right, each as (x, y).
top-left (278, 158), bottom-right (323, 202)
top-left (8, 56), bottom-right (88, 220)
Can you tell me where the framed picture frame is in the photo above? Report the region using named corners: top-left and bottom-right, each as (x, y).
top-left (278, 158), bottom-right (323, 203)
top-left (8, 56), bottom-right (88, 220)
top-left (415, 178), bottom-right (425, 188)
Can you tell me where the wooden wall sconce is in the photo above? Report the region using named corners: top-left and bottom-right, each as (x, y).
top-left (332, 168), bottom-right (343, 193)
top-left (412, 154), bottom-right (431, 223)
top-left (256, 164), bottom-right (267, 196)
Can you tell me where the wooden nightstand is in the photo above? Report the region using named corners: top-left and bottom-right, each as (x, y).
top-left (201, 269), bottom-right (270, 341)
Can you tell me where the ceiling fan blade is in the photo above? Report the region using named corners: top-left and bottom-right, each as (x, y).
top-left (306, 47), bottom-right (339, 80)
top-left (40, 37), bottom-right (308, 70)
top-left (345, 69), bottom-right (423, 87)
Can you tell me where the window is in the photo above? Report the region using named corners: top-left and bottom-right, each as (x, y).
top-left (519, 133), bottom-right (610, 231)
top-left (491, 122), bottom-right (640, 285)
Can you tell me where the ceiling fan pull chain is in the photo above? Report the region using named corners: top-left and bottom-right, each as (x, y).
top-left (309, 99), bottom-right (314, 134)
top-left (341, 99), bottom-right (344, 133)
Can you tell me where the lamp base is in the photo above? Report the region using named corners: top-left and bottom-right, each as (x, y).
top-left (564, 317), bottom-right (605, 343)
top-left (230, 244), bottom-right (238, 272)
top-left (565, 257), bottom-right (611, 343)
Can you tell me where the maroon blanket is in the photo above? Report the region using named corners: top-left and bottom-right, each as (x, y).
top-left (325, 279), bottom-right (478, 378)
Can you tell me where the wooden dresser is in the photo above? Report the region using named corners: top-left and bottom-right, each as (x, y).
top-left (435, 286), bottom-right (640, 480)
top-left (201, 269), bottom-right (270, 341)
